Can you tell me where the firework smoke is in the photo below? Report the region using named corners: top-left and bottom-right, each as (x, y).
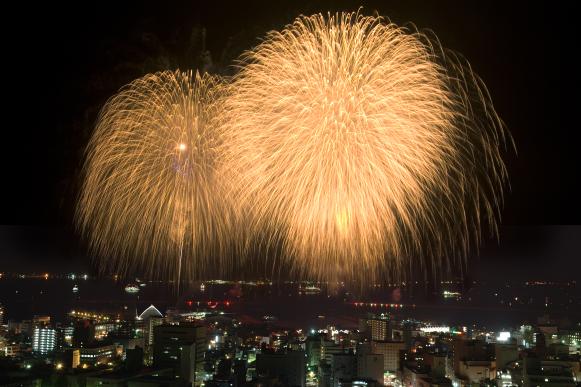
top-left (218, 12), bottom-right (510, 283)
top-left (77, 70), bottom-right (232, 281)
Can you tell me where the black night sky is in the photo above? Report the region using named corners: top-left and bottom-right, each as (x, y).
top-left (1, 1), bottom-right (579, 276)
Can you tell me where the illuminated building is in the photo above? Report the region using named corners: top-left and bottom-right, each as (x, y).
top-left (271, 331), bottom-right (288, 350)
top-left (497, 369), bottom-right (514, 387)
top-left (56, 324), bottom-right (75, 350)
top-left (124, 284), bottom-right (140, 293)
top-left (0, 303), bottom-right (4, 326)
top-left (63, 349), bottom-right (81, 369)
top-left (137, 304), bottom-right (163, 362)
top-left (78, 343), bottom-right (119, 366)
top-left (69, 310), bottom-right (112, 323)
top-left (5, 343), bottom-right (21, 357)
top-left (369, 318), bottom-right (391, 341)
top-left (496, 331), bottom-right (511, 342)
top-left (33, 326), bottom-right (56, 354)
top-left (559, 327), bottom-right (581, 354)
top-left (337, 378), bottom-right (381, 386)
top-left (94, 322), bottom-right (118, 340)
top-left (419, 326), bottom-right (450, 334)
top-left (152, 323), bottom-right (206, 386)
top-left (442, 290), bottom-right (461, 299)
top-left (71, 349), bottom-right (81, 369)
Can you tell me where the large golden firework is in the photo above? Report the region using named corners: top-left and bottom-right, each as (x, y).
top-left (218, 12), bottom-right (510, 283)
top-left (77, 70), bottom-right (231, 282)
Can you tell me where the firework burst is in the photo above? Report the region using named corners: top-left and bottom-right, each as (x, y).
top-left (77, 70), bottom-right (232, 282)
top-left (218, 12), bottom-right (510, 283)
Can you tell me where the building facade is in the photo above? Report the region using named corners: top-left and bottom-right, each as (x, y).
top-left (32, 326), bottom-right (56, 354)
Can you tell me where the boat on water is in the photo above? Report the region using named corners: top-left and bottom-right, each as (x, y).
top-left (300, 285), bottom-right (322, 295)
top-left (124, 284), bottom-right (140, 293)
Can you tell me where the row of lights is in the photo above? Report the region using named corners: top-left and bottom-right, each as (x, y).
top-left (352, 302), bottom-right (405, 308)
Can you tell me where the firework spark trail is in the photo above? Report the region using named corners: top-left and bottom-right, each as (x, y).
top-left (76, 70), bottom-right (232, 282)
top-left (77, 13), bottom-right (510, 285)
top-left (218, 12), bottom-right (510, 283)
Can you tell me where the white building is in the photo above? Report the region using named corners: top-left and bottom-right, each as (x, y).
top-left (33, 327), bottom-right (56, 354)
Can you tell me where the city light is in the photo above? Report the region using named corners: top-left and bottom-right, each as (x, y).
top-left (497, 331), bottom-right (511, 342)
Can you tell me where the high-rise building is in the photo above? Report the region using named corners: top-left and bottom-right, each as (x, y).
top-left (33, 327), bottom-right (56, 354)
top-left (56, 324), bottom-right (75, 350)
top-left (369, 318), bottom-right (391, 341)
top-left (137, 304), bottom-right (163, 363)
top-left (153, 323), bottom-right (206, 386)
top-left (371, 340), bottom-right (405, 373)
top-left (147, 316), bottom-right (163, 347)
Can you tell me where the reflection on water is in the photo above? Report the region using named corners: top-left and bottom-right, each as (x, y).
top-left (0, 277), bottom-right (579, 330)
